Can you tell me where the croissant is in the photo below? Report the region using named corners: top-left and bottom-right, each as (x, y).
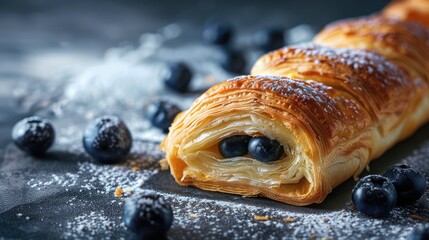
top-left (161, 1), bottom-right (429, 205)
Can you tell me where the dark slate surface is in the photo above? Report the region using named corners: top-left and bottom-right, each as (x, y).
top-left (3, 0), bottom-right (429, 239)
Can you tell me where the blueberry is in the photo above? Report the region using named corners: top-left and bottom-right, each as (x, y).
top-left (352, 175), bottom-right (397, 217)
top-left (145, 100), bottom-right (181, 133)
top-left (163, 62), bottom-right (193, 93)
top-left (11, 116), bottom-right (55, 156)
top-left (408, 224), bottom-right (429, 240)
top-left (220, 49), bottom-right (246, 74)
top-left (219, 135), bottom-right (251, 158)
top-left (124, 193), bottom-right (173, 238)
top-left (82, 115), bottom-right (132, 164)
top-left (202, 19), bottom-right (233, 45)
top-left (384, 164), bottom-right (426, 205)
top-left (248, 137), bottom-right (284, 163)
top-left (255, 28), bottom-right (285, 52)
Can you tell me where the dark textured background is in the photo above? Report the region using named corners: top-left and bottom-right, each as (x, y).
top-left (4, 0), bottom-right (429, 239)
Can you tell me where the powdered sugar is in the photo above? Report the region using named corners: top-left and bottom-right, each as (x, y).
top-left (27, 141), bottom-right (160, 196)
top-left (291, 44), bottom-right (400, 77)
top-left (51, 26), bottom-right (233, 120)
top-left (133, 189), bottom-right (423, 239)
top-left (63, 211), bottom-right (120, 239)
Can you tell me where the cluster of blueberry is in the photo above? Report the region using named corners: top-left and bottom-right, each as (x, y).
top-left (11, 116), bottom-right (174, 238)
top-left (352, 164), bottom-right (426, 218)
top-left (12, 115), bottom-right (132, 163)
top-left (202, 19), bottom-right (246, 75)
top-left (202, 18), bottom-right (286, 51)
top-left (219, 135), bottom-right (285, 163)
top-left (203, 19), bottom-right (285, 73)
top-left (163, 19), bottom-right (286, 95)
top-left (12, 107), bottom-right (183, 164)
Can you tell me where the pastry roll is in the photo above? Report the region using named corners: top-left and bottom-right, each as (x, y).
top-left (161, 1), bottom-right (429, 204)
top-left (161, 44), bottom-right (426, 205)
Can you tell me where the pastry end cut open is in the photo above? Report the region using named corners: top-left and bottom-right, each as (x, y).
top-left (161, 75), bottom-right (377, 206)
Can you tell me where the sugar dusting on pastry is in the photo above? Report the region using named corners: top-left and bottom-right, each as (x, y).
top-left (253, 44), bottom-right (409, 87)
top-left (322, 16), bottom-right (429, 46)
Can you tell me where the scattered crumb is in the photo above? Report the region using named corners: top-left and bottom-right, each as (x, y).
top-left (114, 186), bottom-right (123, 198)
top-left (254, 215), bottom-right (271, 221)
top-left (159, 159), bottom-right (169, 170)
top-left (126, 188), bottom-right (133, 194)
top-left (283, 217), bottom-right (295, 222)
top-left (16, 213), bottom-right (22, 217)
top-left (189, 214), bottom-right (198, 219)
top-left (131, 166), bottom-right (141, 172)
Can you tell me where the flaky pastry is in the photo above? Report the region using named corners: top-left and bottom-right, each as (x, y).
top-left (161, 1), bottom-right (429, 205)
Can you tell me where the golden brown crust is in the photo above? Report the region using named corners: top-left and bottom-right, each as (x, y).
top-left (251, 45), bottom-right (413, 131)
top-left (314, 16), bottom-right (429, 86)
